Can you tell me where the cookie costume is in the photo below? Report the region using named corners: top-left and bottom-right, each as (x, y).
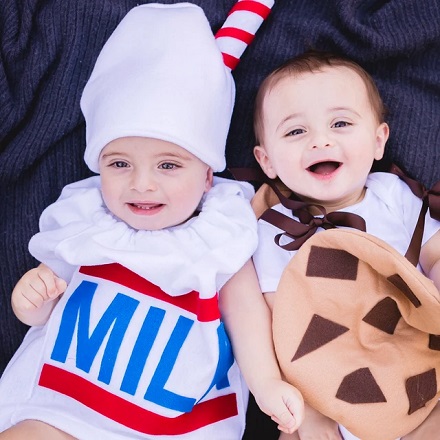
top-left (253, 172), bottom-right (440, 440)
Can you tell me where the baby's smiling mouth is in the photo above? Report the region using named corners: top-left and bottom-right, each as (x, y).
top-left (307, 161), bottom-right (342, 175)
top-left (129, 203), bottom-right (163, 210)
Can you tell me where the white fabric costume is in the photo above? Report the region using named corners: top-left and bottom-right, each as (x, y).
top-left (0, 176), bottom-right (258, 439)
top-left (253, 172), bottom-right (440, 440)
top-left (0, 2), bottom-right (266, 438)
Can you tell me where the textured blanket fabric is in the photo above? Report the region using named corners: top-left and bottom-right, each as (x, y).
top-left (1, 1), bottom-right (440, 437)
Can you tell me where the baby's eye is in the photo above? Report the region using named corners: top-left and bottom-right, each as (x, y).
top-left (333, 120), bottom-right (352, 128)
top-left (159, 162), bottom-right (178, 170)
top-left (111, 161), bottom-right (129, 168)
top-left (286, 128), bottom-right (305, 136)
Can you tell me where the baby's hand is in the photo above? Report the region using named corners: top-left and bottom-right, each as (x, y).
top-left (12, 263), bottom-right (67, 325)
top-left (255, 378), bottom-right (304, 435)
top-left (297, 402), bottom-right (342, 440)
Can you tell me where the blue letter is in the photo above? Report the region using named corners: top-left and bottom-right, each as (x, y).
top-left (51, 280), bottom-right (139, 384)
top-left (121, 306), bottom-right (165, 395)
top-left (145, 315), bottom-right (195, 412)
top-left (198, 322), bottom-right (234, 402)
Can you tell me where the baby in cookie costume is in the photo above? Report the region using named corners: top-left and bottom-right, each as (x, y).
top-left (0, 3), bottom-right (304, 439)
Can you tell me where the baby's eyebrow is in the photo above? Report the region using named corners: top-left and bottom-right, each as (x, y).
top-left (151, 151), bottom-right (199, 163)
top-left (154, 152), bottom-right (188, 159)
top-left (100, 151), bottom-right (127, 159)
top-left (276, 113), bottom-right (302, 131)
top-left (330, 106), bottom-right (362, 117)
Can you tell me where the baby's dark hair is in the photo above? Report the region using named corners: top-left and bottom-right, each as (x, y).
top-left (253, 50), bottom-right (387, 144)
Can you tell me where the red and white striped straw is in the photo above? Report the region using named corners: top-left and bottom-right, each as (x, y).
top-left (215, 0), bottom-right (275, 70)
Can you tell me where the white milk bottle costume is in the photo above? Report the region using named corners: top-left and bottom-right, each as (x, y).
top-left (0, 175), bottom-right (257, 439)
top-left (0, 2), bottom-right (274, 438)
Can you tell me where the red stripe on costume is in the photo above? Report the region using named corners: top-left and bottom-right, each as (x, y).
top-left (215, 27), bottom-right (255, 45)
top-left (39, 364), bottom-right (238, 435)
top-left (79, 264), bottom-right (220, 322)
top-left (228, 1), bottom-right (272, 19)
top-left (221, 53), bottom-right (240, 70)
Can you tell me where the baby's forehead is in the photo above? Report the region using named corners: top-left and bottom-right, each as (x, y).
top-left (271, 65), bottom-right (365, 90)
top-left (262, 66), bottom-right (370, 112)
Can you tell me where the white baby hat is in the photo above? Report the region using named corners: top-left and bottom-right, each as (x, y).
top-left (81, 3), bottom-right (235, 173)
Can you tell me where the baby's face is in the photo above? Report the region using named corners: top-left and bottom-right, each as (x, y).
top-left (99, 137), bottom-right (212, 230)
top-left (254, 66), bottom-right (389, 212)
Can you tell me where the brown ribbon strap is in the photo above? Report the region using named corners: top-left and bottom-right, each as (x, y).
top-left (388, 164), bottom-right (440, 221)
top-left (387, 164), bottom-right (440, 266)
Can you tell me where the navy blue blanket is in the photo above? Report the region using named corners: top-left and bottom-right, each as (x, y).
top-left (1, 1), bottom-right (440, 437)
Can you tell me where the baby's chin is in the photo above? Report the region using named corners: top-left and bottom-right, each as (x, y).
top-left (300, 190), bottom-right (366, 214)
top-left (125, 213), bottom-right (199, 232)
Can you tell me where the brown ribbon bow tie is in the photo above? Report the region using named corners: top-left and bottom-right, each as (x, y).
top-left (258, 183), bottom-right (367, 251)
top-left (229, 165), bottom-right (440, 264)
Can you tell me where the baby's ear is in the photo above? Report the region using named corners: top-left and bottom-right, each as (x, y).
top-left (374, 122), bottom-right (389, 160)
top-left (254, 145), bottom-right (277, 179)
top-left (204, 167), bottom-right (214, 192)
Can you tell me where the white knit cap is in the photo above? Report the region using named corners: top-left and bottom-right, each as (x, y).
top-left (81, 3), bottom-right (235, 173)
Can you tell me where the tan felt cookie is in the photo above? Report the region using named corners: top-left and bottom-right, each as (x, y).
top-left (272, 228), bottom-right (440, 440)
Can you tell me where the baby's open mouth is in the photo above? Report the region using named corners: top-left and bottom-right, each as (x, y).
top-left (308, 161), bottom-right (342, 175)
top-left (129, 203), bottom-right (162, 210)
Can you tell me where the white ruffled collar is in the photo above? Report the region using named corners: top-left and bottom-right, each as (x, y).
top-left (29, 176), bottom-right (258, 297)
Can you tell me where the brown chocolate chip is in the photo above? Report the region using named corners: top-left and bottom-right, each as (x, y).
top-left (406, 368), bottom-right (437, 415)
top-left (387, 274), bottom-right (421, 307)
top-left (306, 246), bottom-right (359, 280)
top-left (336, 368), bottom-right (387, 404)
top-left (362, 297), bottom-right (402, 334)
top-left (292, 314), bottom-right (349, 361)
